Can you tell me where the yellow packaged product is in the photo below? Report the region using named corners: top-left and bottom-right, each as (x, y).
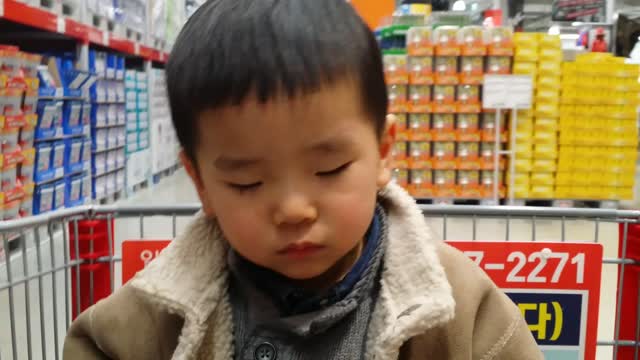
top-left (535, 118), bottom-right (558, 132)
top-left (513, 158), bottom-right (532, 172)
top-left (538, 34), bottom-right (561, 47)
top-left (506, 172), bottom-right (530, 186)
top-left (515, 128), bottom-right (532, 142)
top-left (538, 75), bottom-right (561, 89)
top-left (555, 186), bottom-right (571, 198)
top-left (538, 61), bottom-right (562, 75)
top-left (530, 173), bottom-right (555, 186)
top-left (555, 173), bottom-right (571, 186)
top-left (514, 33), bottom-right (539, 46)
top-left (535, 104), bottom-right (560, 118)
top-left (617, 187), bottom-right (634, 200)
top-left (530, 185), bottom-right (554, 198)
top-left (512, 62), bottom-right (537, 76)
top-left (532, 159), bottom-right (557, 172)
top-left (533, 130), bottom-right (557, 145)
top-left (539, 48), bottom-right (563, 63)
top-left (534, 144), bottom-right (557, 159)
top-left (511, 184), bottom-right (530, 199)
top-left (514, 48), bottom-right (538, 62)
top-left (515, 141), bottom-right (533, 158)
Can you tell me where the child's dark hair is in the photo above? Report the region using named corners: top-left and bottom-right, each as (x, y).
top-left (166, 0), bottom-right (388, 160)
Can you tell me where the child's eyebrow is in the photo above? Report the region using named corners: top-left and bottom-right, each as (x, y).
top-left (306, 136), bottom-right (353, 154)
top-left (214, 156), bottom-right (262, 171)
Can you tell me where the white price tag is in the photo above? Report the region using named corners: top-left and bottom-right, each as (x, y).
top-left (483, 75), bottom-right (533, 110)
top-left (56, 17), bottom-right (66, 33)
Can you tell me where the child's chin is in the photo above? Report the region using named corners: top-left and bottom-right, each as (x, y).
top-left (276, 263), bottom-right (332, 281)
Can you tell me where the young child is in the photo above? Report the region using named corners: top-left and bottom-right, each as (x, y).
top-left (64, 1), bottom-right (542, 359)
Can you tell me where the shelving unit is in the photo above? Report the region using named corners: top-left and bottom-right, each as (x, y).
top-left (0, 0), bottom-right (181, 221)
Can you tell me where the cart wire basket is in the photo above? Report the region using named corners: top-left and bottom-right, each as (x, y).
top-left (0, 204), bottom-right (639, 360)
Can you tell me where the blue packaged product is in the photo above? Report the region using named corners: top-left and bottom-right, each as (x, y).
top-left (51, 140), bottom-right (66, 178)
top-left (33, 184), bottom-right (54, 214)
top-left (53, 179), bottom-right (66, 210)
top-left (65, 175), bottom-right (84, 207)
top-left (65, 138), bottom-right (84, 174)
top-left (63, 100), bottom-right (84, 135)
top-left (34, 143), bottom-right (54, 183)
top-left (36, 100), bottom-right (63, 139)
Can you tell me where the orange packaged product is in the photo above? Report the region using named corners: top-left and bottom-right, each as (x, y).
top-left (456, 113), bottom-right (480, 141)
top-left (486, 27), bottom-right (514, 56)
top-left (408, 85), bottom-right (431, 113)
top-left (457, 142), bottom-right (480, 159)
top-left (434, 170), bottom-right (457, 188)
top-left (432, 142), bottom-right (456, 162)
top-left (486, 56), bottom-right (512, 74)
top-left (408, 56), bottom-right (434, 85)
top-left (392, 113), bottom-right (408, 141)
top-left (459, 26), bottom-right (487, 56)
top-left (383, 54), bottom-right (409, 85)
top-left (387, 84), bottom-right (408, 113)
top-left (407, 27), bottom-right (434, 56)
top-left (434, 26), bottom-right (461, 56)
top-left (459, 56), bottom-right (484, 84)
top-left (408, 169), bottom-right (433, 198)
top-left (432, 113), bottom-right (456, 141)
top-left (408, 141), bottom-right (431, 169)
top-left (391, 141), bottom-right (408, 169)
top-left (434, 56), bottom-right (459, 84)
top-left (0, 45), bottom-right (22, 78)
top-left (457, 85), bottom-right (481, 113)
top-left (408, 114), bottom-right (431, 141)
top-left (457, 170), bottom-right (480, 187)
top-left (391, 168), bottom-right (409, 188)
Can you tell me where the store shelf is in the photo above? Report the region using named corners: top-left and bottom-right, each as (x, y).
top-left (93, 165), bottom-right (126, 178)
top-left (0, 0), bottom-right (169, 63)
top-left (93, 144), bottom-right (126, 154)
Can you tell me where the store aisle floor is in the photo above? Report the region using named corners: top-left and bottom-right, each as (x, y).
top-left (0, 169), bottom-right (624, 360)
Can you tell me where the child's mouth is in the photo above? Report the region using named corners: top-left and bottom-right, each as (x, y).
top-left (278, 242), bottom-right (325, 259)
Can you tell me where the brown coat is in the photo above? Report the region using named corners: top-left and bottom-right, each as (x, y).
top-left (63, 184), bottom-right (543, 360)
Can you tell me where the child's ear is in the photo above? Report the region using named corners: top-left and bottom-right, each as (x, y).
top-left (376, 115), bottom-right (397, 190)
top-left (180, 150), bottom-right (216, 219)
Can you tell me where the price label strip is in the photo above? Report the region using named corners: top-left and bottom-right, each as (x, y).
top-left (448, 242), bottom-right (603, 360)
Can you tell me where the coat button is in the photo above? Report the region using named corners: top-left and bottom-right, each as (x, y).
top-left (254, 342), bottom-right (277, 360)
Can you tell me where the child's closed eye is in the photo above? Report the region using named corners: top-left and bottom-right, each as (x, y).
top-left (316, 162), bottom-right (353, 177)
top-left (227, 182), bottom-right (262, 192)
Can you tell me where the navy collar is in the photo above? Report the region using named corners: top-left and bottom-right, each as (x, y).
top-left (231, 205), bottom-right (385, 316)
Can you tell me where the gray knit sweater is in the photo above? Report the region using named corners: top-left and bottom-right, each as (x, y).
top-left (228, 206), bottom-right (388, 360)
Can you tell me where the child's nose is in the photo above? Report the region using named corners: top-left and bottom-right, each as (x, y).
top-left (273, 192), bottom-right (318, 226)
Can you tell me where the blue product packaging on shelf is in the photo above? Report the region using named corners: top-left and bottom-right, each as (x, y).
top-left (126, 141), bottom-right (138, 153)
top-left (90, 80), bottom-right (107, 103)
top-left (126, 111), bottom-right (137, 132)
top-left (137, 91), bottom-right (148, 110)
top-left (93, 173), bottom-right (106, 199)
top-left (91, 104), bottom-right (108, 127)
top-left (92, 128), bottom-right (109, 151)
top-left (82, 138), bottom-right (91, 163)
top-left (126, 131), bottom-right (137, 145)
top-left (36, 100), bottom-right (63, 139)
top-left (81, 103), bottom-right (91, 127)
top-left (33, 184), bottom-right (54, 214)
top-left (107, 104), bottom-right (118, 124)
top-left (138, 131), bottom-right (149, 149)
top-left (108, 128), bottom-right (120, 147)
top-left (117, 105), bottom-right (126, 124)
top-left (106, 150), bottom-right (116, 170)
top-left (116, 149), bottom-right (125, 168)
top-left (116, 56), bottom-right (125, 80)
top-left (34, 143), bottom-right (54, 183)
top-left (65, 138), bottom-right (84, 174)
top-left (125, 70), bottom-right (137, 88)
top-left (51, 140), bottom-right (66, 179)
top-left (93, 152), bottom-right (107, 175)
top-left (63, 100), bottom-right (84, 135)
top-left (116, 82), bottom-right (125, 102)
top-left (89, 50), bottom-right (106, 78)
top-left (81, 174), bottom-right (91, 200)
top-left (106, 54), bottom-right (117, 79)
top-left (53, 179), bottom-right (65, 210)
top-left (65, 175), bottom-right (84, 207)
top-left (138, 112), bottom-right (149, 130)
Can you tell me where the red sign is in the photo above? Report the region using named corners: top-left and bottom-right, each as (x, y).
top-left (448, 241), bottom-right (603, 360)
top-left (122, 240), bottom-right (171, 283)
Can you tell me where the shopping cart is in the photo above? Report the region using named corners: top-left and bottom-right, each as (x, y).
top-left (0, 204), bottom-right (639, 360)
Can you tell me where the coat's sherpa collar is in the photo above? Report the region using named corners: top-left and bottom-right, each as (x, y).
top-left (129, 183), bottom-right (455, 359)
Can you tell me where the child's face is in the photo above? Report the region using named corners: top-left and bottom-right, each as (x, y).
top-left (182, 80), bottom-right (394, 283)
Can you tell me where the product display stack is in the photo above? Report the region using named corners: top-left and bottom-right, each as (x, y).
top-left (124, 69), bottom-right (152, 191)
top-left (384, 26), bottom-right (513, 201)
top-left (557, 53), bottom-right (639, 201)
top-left (511, 33), bottom-right (563, 200)
top-left (149, 68), bottom-right (179, 177)
top-left (89, 50), bottom-right (127, 202)
top-left (0, 46), bottom-right (40, 220)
